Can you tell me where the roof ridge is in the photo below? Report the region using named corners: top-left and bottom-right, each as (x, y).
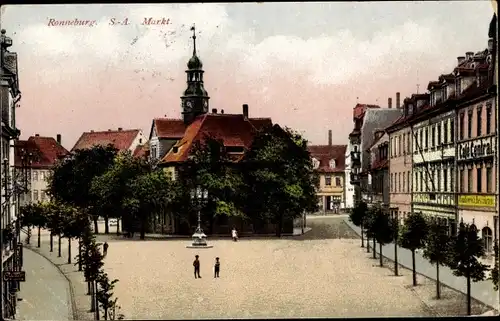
top-left (85, 129), bottom-right (140, 133)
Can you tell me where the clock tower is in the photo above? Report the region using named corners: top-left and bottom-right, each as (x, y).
top-left (181, 24), bottom-right (210, 125)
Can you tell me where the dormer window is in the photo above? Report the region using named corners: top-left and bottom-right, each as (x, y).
top-left (329, 159), bottom-right (336, 169)
top-left (312, 158), bottom-right (320, 169)
top-left (172, 146), bottom-right (179, 153)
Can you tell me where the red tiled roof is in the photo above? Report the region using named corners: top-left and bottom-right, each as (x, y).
top-left (308, 145), bottom-right (347, 173)
top-left (133, 142), bottom-right (150, 159)
top-left (153, 118), bottom-right (186, 138)
top-left (248, 118), bottom-right (273, 131)
top-left (15, 136), bottom-right (69, 169)
top-left (72, 129), bottom-right (140, 152)
top-left (161, 114), bottom-right (262, 163)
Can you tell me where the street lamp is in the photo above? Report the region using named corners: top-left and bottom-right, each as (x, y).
top-left (186, 186), bottom-right (213, 248)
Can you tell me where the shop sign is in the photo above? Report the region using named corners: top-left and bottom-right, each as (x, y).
top-left (458, 194), bottom-right (495, 207)
top-left (457, 137), bottom-right (495, 161)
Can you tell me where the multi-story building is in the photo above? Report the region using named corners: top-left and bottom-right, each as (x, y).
top-left (386, 94), bottom-right (413, 223)
top-left (366, 130), bottom-right (389, 206)
top-left (308, 130), bottom-right (346, 213)
top-left (72, 128), bottom-right (146, 154)
top-left (455, 38), bottom-right (497, 257)
top-left (15, 134), bottom-right (69, 206)
top-left (344, 139), bottom-right (356, 209)
top-left (0, 29), bottom-right (21, 319)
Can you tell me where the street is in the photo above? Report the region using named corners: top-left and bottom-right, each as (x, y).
top-left (16, 248), bottom-right (73, 320)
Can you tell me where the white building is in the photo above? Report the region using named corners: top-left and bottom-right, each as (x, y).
top-left (344, 139), bottom-right (356, 209)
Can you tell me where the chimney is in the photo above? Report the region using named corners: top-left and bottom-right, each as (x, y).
top-left (220, 109), bottom-right (224, 114)
top-left (388, 97), bottom-right (392, 109)
top-left (396, 92), bottom-right (401, 109)
top-left (212, 108), bottom-right (217, 114)
top-left (328, 130), bottom-right (332, 146)
top-left (56, 134), bottom-right (61, 144)
top-left (488, 38), bottom-right (493, 51)
top-left (90, 130), bottom-right (94, 133)
top-left (108, 129), bottom-right (111, 131)
top-left (35, 134), bottom-right (39, 137)
top-left (118, 127), bottom-right (122, 131)
top-left (242, 104), bottom-right (249, 118)
top-left (457, 56), bottom-right (465, 65)
top-left (466, 51), bottom-right (474, 61)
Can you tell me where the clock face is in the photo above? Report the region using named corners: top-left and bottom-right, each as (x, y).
top-left (184, 100), bottom-right (193, 111)
top-left (203, 100), bottom-right (208, 111)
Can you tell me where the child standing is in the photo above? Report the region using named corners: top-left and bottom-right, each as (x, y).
top-left (193, 255), bottom-right (201, 279)
top-left (214, 257), bottom-right (220, 278)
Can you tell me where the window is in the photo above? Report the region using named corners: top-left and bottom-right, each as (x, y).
top-left (486, 105), bottom-right (492, 134)
top-left (420, 172), bottom-right (424, 192)
top-left (33, 190), bottom-right (39, 201)
top-left (402, 133), bottom-right (406, 154)
top-left (482, 227), bottom-right (493, 253)
top-left (312, 158), bottom-right (320, 169)
top-left (391, 173), bottom-right (394, 192)
top-left (407, 134), bottom-right (411, 153)
top-left (431, 170), bottom-right (435, 191)
top-left (425, 128), bottom-right (428, 148)
top-left (477, 166), bottom-right (483, 193)
top-left (467, 110), bottom-right (473, 138)
top-left (403, 172), bottom-right (406, 192)
top-left (398, 173), bottom-right (401, 192)
top-left (460, 169), bottom-right (465, 192)
top-left (431, 126), bottom-right (436, 147)
top-left (459, 113), bottom-right (465, 140)
top-left (33, 170), bottom-right (38, 181)
top-left (443, 121), bottom-right (448, 144)
top-left (415, 172), bottom-right (419, 192)
top-left (398, 136), bottom-right (402, 156)
top-left (335, 177), bottom-right (341, 187)
top-left (450, 120), bottom-right (454, 143)
top-left (443, 86), bottom-right (448, 99)
top-left (407, 171), bottom-right (411, 193)
top-left (420, 129), bottom-right (424, 149)
top-left (487, 167), bottom-right (492, 193)
top-left (41, 190), bottom-right (47, 201)
top-left (450, 166), bottom-right (454, 192)
top-left (477, 107), bottom-right (482, 136)
top-left (457, 77), bottom-right (462, 94)
top-left (329, 159), bottom-right (337, 168)
top-left (468, 168), bottom-right (473, 192)
top-left (325, 176), bottom-right (332, 186)
top-left (436, 169), bottom-right (441, 192)
top-left (443, 168), bottom-right (448, 192)
top-left (40, 171), bottom-right (45, 181)
top-left (390, 138), bottom-right (393, 157)
top-left (437, 124), bottom-right (441, 146)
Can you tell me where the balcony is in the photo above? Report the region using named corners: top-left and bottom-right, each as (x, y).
top-left (350, 173), bottom-right (360, 185)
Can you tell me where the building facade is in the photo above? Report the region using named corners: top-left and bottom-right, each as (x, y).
top-left (308, 130), bottom-right (346, 213)
top-left (367, 130), bottom-right (389, 206)
top-left (344, 139), bottom-right (356, 209)
top-left (0, 29), bottom-right (21, 320)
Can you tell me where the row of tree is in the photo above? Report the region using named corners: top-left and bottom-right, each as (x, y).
top-left (349, 201), bottom-right (499, 316)
top-left (45, 124), bottom-right (318, 239)
top-left (20, 202), bottom-right (123, 320)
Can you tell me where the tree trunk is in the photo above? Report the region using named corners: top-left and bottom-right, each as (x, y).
top-left (104, 307), bottom-right (108, 320)
top-left (87, 281), bottom-right (91, 295)
top-left (412, 249), bottom-right (417, 286)
top-left (95, 279), bottom-right (100, 320)
top-left (360, 223), bottom-right (364, 247)
top-left (379, 243), bottom-right (383, 267)
top-left (78, 238), bottom-right (82, 271)
top-left (140, 219), bottom-right (146, 240)
top-left (394, 231), bottom-right (399, 276)
top-left (58, 234), bottom-right (62, 257)
top-left (276, 215), bottom-right (283, 237)
top-left (104, 215), bottom-right (109, 234)
top-left (93, 216), bottom-right (99, 234)
top-left (67, 238), bottom-right (72, 264)
top-left (90, 280), bottom-right (95, 312)
top-left (116, 219), bottom-right (120, 236)
top-left (27, 227), bottom-right (31, 244)
top-left (466, 272), bottom-right (471, 315)
top-left (37, 227), bottom-right (41, 248)
top-left (436, 262), bottom-right (441, 299)
top-left (372, 238), bottom-right (376, 259)
top-left (50, 233), bottom-right (53, 252)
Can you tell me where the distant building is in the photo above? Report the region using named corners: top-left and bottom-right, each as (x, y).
top-left (367, 130), bottom-right (389, 206)
top-left (15, 134), bottom-right (69, 205)
top-left (72, 128), bottom-right (145, 154)
top-left (308, 130), bottom-right (346, 213)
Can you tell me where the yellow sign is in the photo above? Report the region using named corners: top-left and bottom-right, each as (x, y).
top-left (458, 195), bottom-right (495, 208)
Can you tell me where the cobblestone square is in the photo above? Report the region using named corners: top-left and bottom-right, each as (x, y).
top-left (102, 233), bottom-right (434, 319)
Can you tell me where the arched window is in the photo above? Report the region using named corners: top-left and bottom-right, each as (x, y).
top-left (312, 158), bottom-right (320, 169)
top-left (329, 159), bottom-right (336, 168)
top-left (482, 226), bottom-right (493, 253)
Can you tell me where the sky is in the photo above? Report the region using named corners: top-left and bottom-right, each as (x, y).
top-left (0, 2), bottom-right (496, 150)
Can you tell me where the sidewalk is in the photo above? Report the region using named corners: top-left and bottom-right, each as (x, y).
top-left (21, 230), bottom-right (94, 321)
top-left (343, 217), bottom-right (500, 311)
top-left (16, 248), bottom-right (72, 320)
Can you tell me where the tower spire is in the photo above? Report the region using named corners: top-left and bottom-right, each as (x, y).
top-left (191, 24), bottom-right (197, 56)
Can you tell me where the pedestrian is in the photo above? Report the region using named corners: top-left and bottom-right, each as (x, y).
top-left (103, 242), bottom-right (109, 256)
top-left (193, 255), bottom-right (201, 279)
top-left (214, 257), bottom-right (220, 278)
top-left (231, 227), bottom-right (238, 242)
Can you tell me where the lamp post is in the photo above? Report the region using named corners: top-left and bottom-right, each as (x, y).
top-left (187, 186), bottom-right (213, 248)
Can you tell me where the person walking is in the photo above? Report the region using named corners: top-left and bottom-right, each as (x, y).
top-left (193, 255), bottom-right (201, 279)
top-left (231, 227), bottom-right (238, 242)
top-left (103, 242), bottom-right (109, 257)
top-left (214, 257), bottom-right (220, 278)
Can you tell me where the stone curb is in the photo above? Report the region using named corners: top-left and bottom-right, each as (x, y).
top-left (24, 245), bottom-right (78, 321)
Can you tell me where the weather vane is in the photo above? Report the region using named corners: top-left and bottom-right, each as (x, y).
top-left (190, 24), bottom-right (197, 56)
